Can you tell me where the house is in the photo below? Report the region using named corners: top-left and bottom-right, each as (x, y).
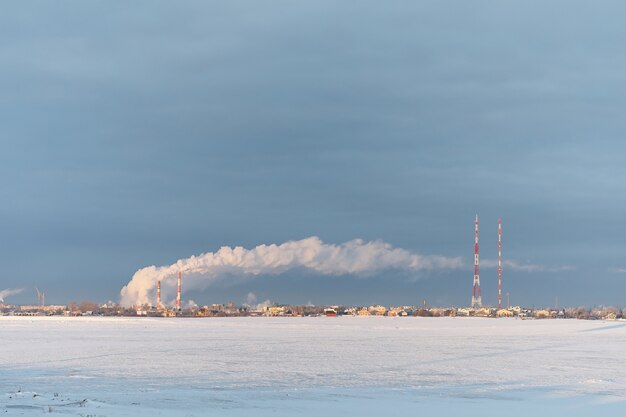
top-left (604, 312), bottom-right (618, 320)
top-left (534, 309), bottom-right (551, 319)
top-left (475, 307), bottom-right (493, 317)
top-left (368, 305), bottom-right (387, 316)
top-left (496, 309), bottom-right (514, 317)
top-left (456, 308), bottom-right (471, 316)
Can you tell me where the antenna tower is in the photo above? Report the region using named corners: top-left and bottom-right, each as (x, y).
top-left (498, 218), bottom-right (503, 309)
top-left (471, 214), bottom-right (482, 308)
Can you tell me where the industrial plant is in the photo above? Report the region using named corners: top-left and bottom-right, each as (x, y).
top-left (1, 216), bottom-right (622, 321)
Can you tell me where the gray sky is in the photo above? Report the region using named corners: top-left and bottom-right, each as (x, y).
top-left (2, 1), bottom-right (626, 307)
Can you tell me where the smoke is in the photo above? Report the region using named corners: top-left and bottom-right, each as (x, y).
top-left (481, 259), bottom-right (575, 273)
top-left (0, 288), bottom-right (23, 303)
top-left (244, 292), bottom-right (272, 311)
top-left (120, 236), bottom-right (463, 307)
top-left (254, 299), bottom-right (273, 310)
top-left (246, 292), bottom-right (257, 305)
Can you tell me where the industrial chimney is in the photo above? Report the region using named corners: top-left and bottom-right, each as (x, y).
top-left (176, 272), bottom-right (182, 311)
top-left (157, 280), bottom-right (161, 310)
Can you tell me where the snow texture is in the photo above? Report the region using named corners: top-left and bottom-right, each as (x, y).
top-left (1, 316), bottom-right (625, 416)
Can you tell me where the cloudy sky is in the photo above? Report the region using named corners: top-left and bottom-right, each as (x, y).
top-left (2, 1), bottom-right (626, 307)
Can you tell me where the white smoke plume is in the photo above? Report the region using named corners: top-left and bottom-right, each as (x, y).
top-left (481, 259), bottom-right (575, 273)
top-left (246, 292), bottom-right (257, 305)
top-left (120, 236), bottom-right (463, 307)
top-left (244, 292), bottom-right (272, 311)
top-left (253, 299), bottom-right (273, 311)
top-left (0, 288), bottom-right (23, 303)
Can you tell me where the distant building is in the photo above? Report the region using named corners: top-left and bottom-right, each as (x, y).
top-left (388, 307), bottom-right (409, 317)
top-left (604, 312), bottom-right (617, 320)
top-left (456, 308), bottom-right (471, 316)
top-left (263, 306), bottom-right (286, 316)
top-left (475, 307), bottom-right (493, 317)
top-left (368, 305), bottom-right (387, 316)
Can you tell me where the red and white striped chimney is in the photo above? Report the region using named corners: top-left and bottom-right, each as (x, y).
top-left (157, 280), bottom-right (161, 309)
top-left (176, 271), bottom-right (182, 311)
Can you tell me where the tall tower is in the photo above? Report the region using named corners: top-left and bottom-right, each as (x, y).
top-left (157, 280), bottom-right (161, 310)
top-left (497, 218), bottom-right (503, 309)
top-left (176, 272), bottom-right (182, 311)
top-left (471, 214), bottom-right (482, 308)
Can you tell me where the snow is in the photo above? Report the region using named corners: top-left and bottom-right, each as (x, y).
top-left (1, 316), bottom-right (625, 416)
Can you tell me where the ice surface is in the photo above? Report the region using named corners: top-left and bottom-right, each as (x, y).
top-left (1, 316), bottom-right (625, 416)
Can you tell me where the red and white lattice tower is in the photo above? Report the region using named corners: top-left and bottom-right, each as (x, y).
top-left (176, 271), bottom-right (182, 311)
top-left (497, 218), bottom-right (503, 309)
top-left (471, 214), bottom-right (482, 308)
top-left (157, 280), bottom-right (161, 309)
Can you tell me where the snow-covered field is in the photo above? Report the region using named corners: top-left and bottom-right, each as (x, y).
top-left (1, 316), bottom-right (625, 416)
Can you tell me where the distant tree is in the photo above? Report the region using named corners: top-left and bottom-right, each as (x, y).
top-left (67, 301), bottom-right (79, 312)
top-left (601, 306), bottom-right (620, 319)
top-left (575, 307), bottom-right (590, 320)
top-left (79, 301), bottom-right (98, 313)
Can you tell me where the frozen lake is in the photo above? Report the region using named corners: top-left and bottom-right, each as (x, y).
top-left (2, 316), bottom-right (625, 416)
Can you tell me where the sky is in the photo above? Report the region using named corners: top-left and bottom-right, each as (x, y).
top-left (1, 1), bottom-right (626, 308)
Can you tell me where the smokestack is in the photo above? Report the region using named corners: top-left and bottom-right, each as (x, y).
top-left (157, 280), bottom-right (161, 309)
top-left (176, 272), bottom-right (182, 311)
